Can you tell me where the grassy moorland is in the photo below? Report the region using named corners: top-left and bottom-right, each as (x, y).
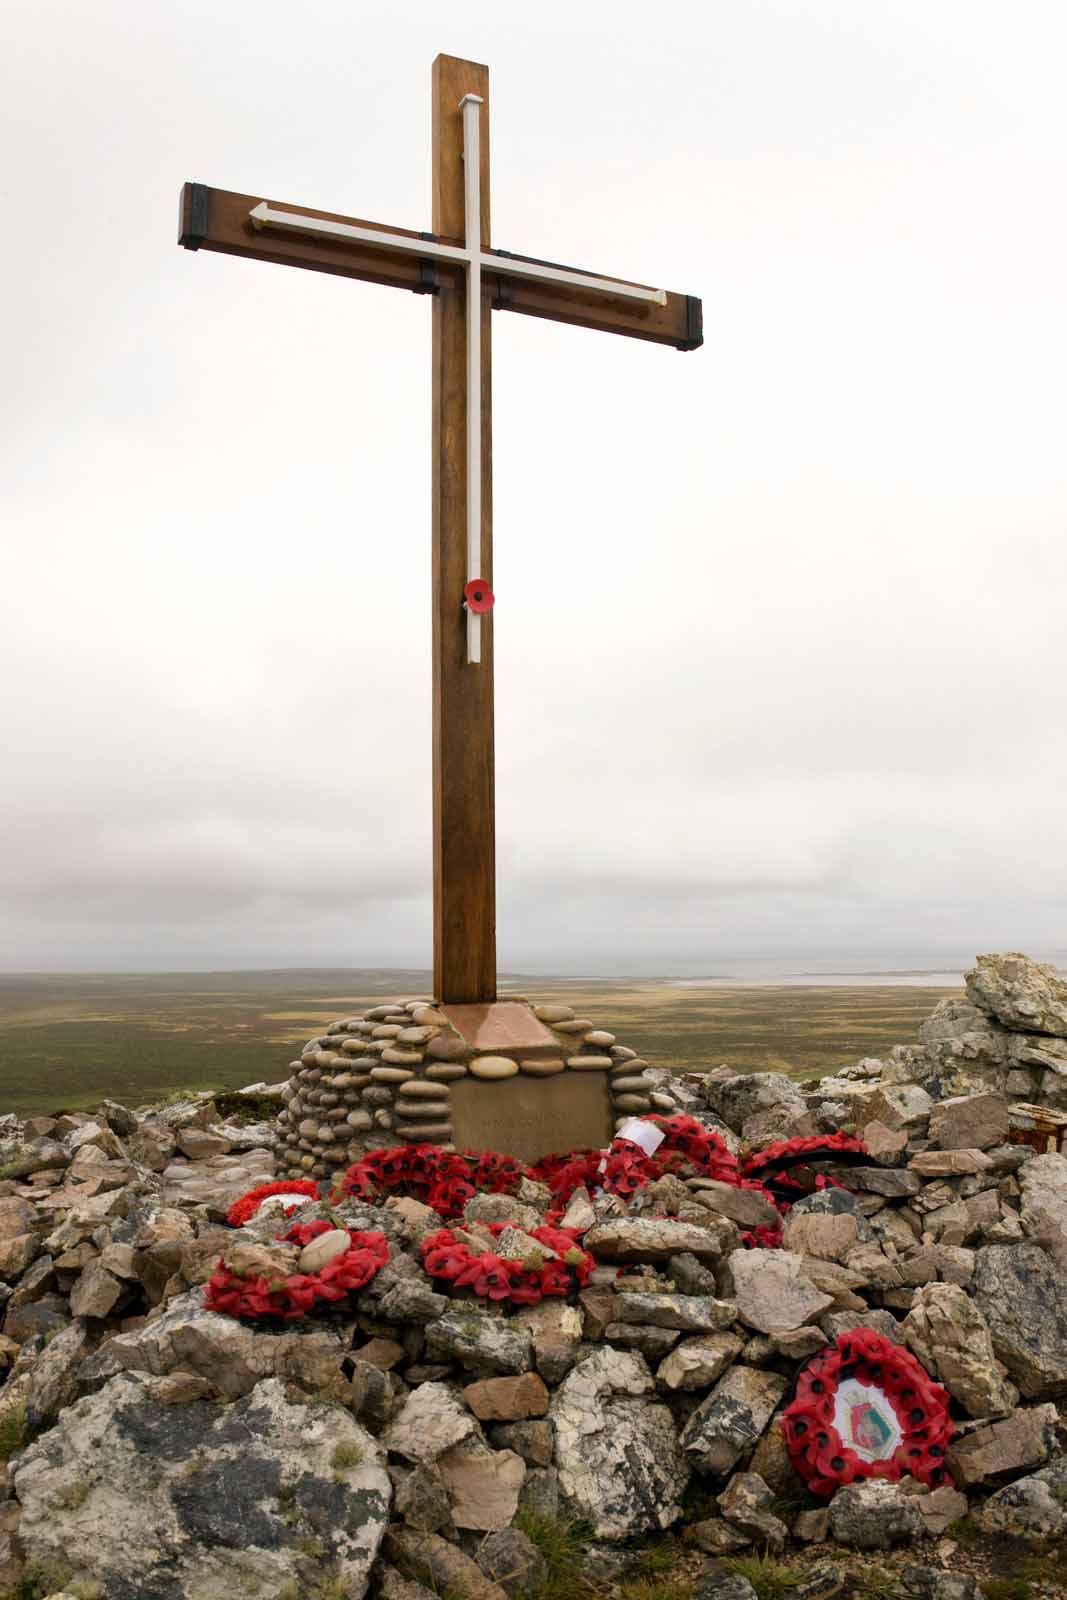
top-left (0, 970), bottom-right (957, 1120)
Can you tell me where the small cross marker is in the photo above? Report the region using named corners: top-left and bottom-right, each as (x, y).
top-left (178, 53), bottom-right (702, 1004)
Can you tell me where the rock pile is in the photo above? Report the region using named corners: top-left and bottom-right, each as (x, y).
top-left (0, 953), bottom-right (1066, 1600)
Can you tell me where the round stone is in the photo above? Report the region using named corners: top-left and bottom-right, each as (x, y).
top-left (400, 1123), bottom-right (453, 1142)
top-left (395, 1101), bottom-right (450, 1122)
top-left (469, 1056), bottom-right (519, 1080)
top-left (341, 1038), bottom-right (370, 1055)
top-left (298, 1119), bottom-right (319, 1139)
top-left (346, 1109), bottom-right (372, 1129)
top-left (374, 1109), bottom-right (394, 1129)
top-left (519, 1059), bottom-right (566, 1076)
top-left (413, 1005), bottom-right (449, 1026)
top-left (397, 1080), bottom-right (451, 1099)
top-left (302, 1068), bottom-right (322, 1084)
top-left (427, 1035), bottom-right (467, 1062)
top-left (317, 1125), bottom-right (336, 1142)
top-left (650, 1091), bottom-right (677, 1110)
top-left (362, 1086), bottom-right (395, 1105)
top-left (611, 1057), bottom-right (650, 1074)
top-left (372, 1024), bottom-right (403, 1039)
top-left (319, 1092), bottom-right (339, 1107)
top-left (299, 1154), bottom-right (315, 1171)
top-left (366, 1006), bottom-right (396, 1021)
top-left (609, 1076), bottom-right (652, 1094)
top-left (611, 1046), bottom-right (638, 1062)
top-left (370, 1066), bottom-right (414, 1084)
top-left (612, 1094), bottom-right (652, 1112)
top-left (397, 1026), bottom-right (436, 1045)
top-left (533, 1005), bottom-right (576, 1023)
top-left (381, 1046), bottom-right (423, 1066)
top-left (565, 1055), bottom-right (613, 1070)
top-left (315, 1050), bottom-right (341, 1066)
top-left (324, 1147), bottom-right (347, 1164)
top-left (424, 1063), bottom-right (469, 1082)
top-left (583, 1030), bottom-right (616, 1048)
top-left (552, 1019), bottom-right (595, 1035)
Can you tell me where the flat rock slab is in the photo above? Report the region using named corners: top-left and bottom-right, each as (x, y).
top-left (584, 1218), bottom-right (733, 1265)
top-left (727, 1249), bottom-right (833, 1335)
top-left (14, 1374), bottom-right (389, 1600)
top-left (680, 1365), bottom-right (787, 1477)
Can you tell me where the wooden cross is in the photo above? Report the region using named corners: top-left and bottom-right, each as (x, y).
top-left (178, 53), bottom-right (701, 1006)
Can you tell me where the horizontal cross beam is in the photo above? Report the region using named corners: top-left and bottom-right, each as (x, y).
top-left (178, 183), bottom-right (703, 351)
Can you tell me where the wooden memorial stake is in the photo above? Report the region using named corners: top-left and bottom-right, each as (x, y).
top-left (178, 53), bottom-right (701, 1007)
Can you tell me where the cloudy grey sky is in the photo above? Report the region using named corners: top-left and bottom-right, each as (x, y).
top-left (3, 0), bottom-right (1066, 974)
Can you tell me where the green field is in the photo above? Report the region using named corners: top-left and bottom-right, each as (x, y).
top-left (0, 970), bottom-right (956, 1120)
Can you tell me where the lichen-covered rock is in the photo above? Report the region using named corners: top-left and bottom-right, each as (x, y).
top-left (14, 1374), bottom-right (389, 1600)
top-left (977, 1471), bottom-right (1066, 1538)
top-left (966, 952), bottom-right (1067, 1036)
top-left (656, 1332), bottom-right (744, 1392)
top-left (550, 1346), bottom-right (688, 1538)
top-left (476, 1526), bottom-right (548, 1597)
top-left (1019, 1152), bottom-right (1067, 1253)
top-left (702, 1072), bottom-right (809, 1139)
top-left (828, 1479), bottom-right (923, 1548)
top-left (424, 1308), bottom-right (533, 1376)
top-left (612, 1291), bottom-right (738, 1332)
top-left (972, 1244), bottom-right (1067, 1397)
top-left (680, 1365), bottom-right (787, 1477)
top-left (902, 1282), bottom-right (1014, 1418)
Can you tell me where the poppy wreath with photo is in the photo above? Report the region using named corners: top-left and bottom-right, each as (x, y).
top-left (781, 1328), bottom-right (954, 1497)
top-left (420, 1220), bottom-right (594, 1307)
top-left (204, 1218), bottom-right (389, 1322)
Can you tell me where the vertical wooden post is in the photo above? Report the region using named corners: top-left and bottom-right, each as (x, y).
top-left (431, 54), bottom-right (496, 1003)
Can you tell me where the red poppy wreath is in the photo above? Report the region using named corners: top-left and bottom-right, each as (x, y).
top-left (420, 1221), bottom-right (594, 1306)
top-left (781, 1329), bottom-right (954, 1498)
top-left (204, 1218), bottom-right (389, 1321)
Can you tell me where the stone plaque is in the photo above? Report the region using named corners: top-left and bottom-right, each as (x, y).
top-left (441, 1000), bottom-right (560, 1057)
top-left (449, 1072), bottom-right (613, 1166)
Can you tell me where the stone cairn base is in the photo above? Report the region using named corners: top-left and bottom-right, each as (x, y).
top-left (275, 999), bottom-right (659, 1180)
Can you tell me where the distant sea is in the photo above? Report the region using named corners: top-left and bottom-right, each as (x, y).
top-left (664, 953), bottom-right (1067, 989)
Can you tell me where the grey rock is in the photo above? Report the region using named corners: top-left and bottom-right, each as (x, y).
top-left (613, 1291), bottom-right (738, 1332)
top-left (605, 1321), bottom-right (680, 1357)
top-left (425, 1309), bottom-right (533, 1376)
top-left (584, 1216), bottom-right (737, 1265)
top-left (384, 1529), bottom-right (508, 1600)
top-left (693, 1569), bottom-right (759, 1600)
top-left (689, 1182), bottom-right (780, 1231)
top-left (476, 1527), bottom-right (547, 1597)
top-left (517, 1465), bottom-right (560, 1520)
top-left (977, 1473), bottom-right (1065, 1538)
top-left (687, 1517), bottom-right (752, 1553)
top-left (25, 1318), bottom-right (92, 1427)
top-left (702, 1072), bottom-right (807, 1136)
top-left (668, 1251), bottom-right (720, 1295)
top-left (718, 1470), bottom-right (787, 1549)
top-left (14, 1374), bottom-right (389, 1600)
top-left (820, 1309), bottom-right (905, 1344)
top-left (966, 951), bottom-right (1067, 1036)
top-left (947, 1403), bottom-right (1059, 1487)
top-left (680, 1365), bottom-right (787, 1477)
top-left (550, 1346), bottom-right (689, 1538)
top-left (657, 1332), bottom-right (745, 1392)
top-left (928, 1094), bottom-right (1009, 1152)
top-left (900, 1567), bottom-right (984, 1600)
top-left (829, 1478), bottom-right (923, 1548)
top-left (902, 1283), bottom-right (1014, 1418)
top-left (394, 1460), bottom-right (455, 1534)
top-left (972, 1243), bottom-right (1067, 1397)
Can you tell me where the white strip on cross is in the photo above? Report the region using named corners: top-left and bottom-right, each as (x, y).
top-left (249, 98), bottom-right (668, 665)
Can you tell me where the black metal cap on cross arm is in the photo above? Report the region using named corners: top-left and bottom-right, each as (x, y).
top-left (178, 53), bottom-right (702, 1005)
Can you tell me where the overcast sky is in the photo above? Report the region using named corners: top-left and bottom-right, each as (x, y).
top-left (3, 0), bottom-right (1066, 974)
